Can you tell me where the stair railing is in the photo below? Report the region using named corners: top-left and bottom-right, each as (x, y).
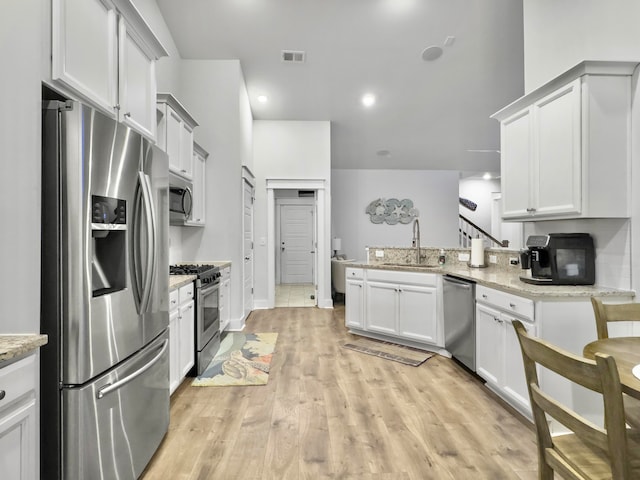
top-left (459, 214), bottom-right (509, 248)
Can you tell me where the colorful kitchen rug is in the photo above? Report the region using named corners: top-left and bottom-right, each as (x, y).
top-left (192, 332), bottom-right (278, 387)
top-left (343, 337), bottom-right (434, 367)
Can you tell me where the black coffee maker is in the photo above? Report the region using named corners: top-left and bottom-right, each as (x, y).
top-left (520, 233), bottom-right (595, 285)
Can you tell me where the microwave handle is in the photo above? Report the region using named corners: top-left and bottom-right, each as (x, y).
top-left (183, 186), bottom-right (193, 219)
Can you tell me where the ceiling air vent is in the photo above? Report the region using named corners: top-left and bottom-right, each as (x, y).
top-left (281, 50), bottom-right (306, 63)
top-left (298, 190), bottom-right (314, 197)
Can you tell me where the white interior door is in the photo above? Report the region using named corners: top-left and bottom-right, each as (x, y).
top-left (243, 180), bottom-right (254, 318)
top-left (280, 205), bottom-right (314, 284)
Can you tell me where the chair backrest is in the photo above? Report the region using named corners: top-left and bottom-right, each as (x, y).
top-left (512, 320), bottom-right (631, 479)
top-left (591, 297), bottom-right (640, 339)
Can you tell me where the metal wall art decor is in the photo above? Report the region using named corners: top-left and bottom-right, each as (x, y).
top-left (366, 198), bottom-right (419, 224)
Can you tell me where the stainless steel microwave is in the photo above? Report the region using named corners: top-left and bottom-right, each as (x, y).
top-left (169, 173), bottom-right (193, 225)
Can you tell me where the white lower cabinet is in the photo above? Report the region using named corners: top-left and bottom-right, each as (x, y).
top-left (169, 282), bottom-right (195, 394)
top-left (476, 286), bottom-right (536, 417)
top-left (346, 268), bottom-right (441, 348)
top-left (345, 269), bottom-right (365, 329)
top-left (219, 266), bottom-right (231, 332)
top-left (475, 299), bottom-right (535, 416)
top-left (0, 354), bottom-right (39, 480)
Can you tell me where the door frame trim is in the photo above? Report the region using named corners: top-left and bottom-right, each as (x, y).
top-left (266, 179), bottom-right (329, 308)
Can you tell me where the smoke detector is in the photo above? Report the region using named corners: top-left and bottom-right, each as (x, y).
top-left (281, 50), bottom-right (306, 63)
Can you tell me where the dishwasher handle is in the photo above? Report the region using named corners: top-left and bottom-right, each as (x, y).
top-left (443, 275), bottom-right (475, 289)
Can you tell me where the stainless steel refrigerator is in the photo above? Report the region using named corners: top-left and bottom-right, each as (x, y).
top-left (41, 100), bottom-right (170, 479)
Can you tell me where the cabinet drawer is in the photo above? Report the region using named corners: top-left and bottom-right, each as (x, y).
top-left (346, 268), bottom-right (364, 280)
top-left (169, 289), bottom-right (179, 311)
top-left (476, 285), bottom-right (534, 320)
top-left (221, 266), bottom-right (230, 281)
top-left (0, 355), bottom-right (37, 409)
top-left (179, 283), bottom-right (194, 304)
top-left (367, 268), bottom-right (437, 286)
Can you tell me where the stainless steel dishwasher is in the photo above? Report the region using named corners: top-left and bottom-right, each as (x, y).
top-left (443, 275), bottom-right (476, 371)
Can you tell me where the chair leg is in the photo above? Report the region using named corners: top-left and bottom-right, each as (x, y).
top-left (539, 460), bottom-right (554, 480)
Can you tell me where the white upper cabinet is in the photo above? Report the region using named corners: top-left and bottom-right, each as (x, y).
top-left (157, 93), bottom-right (199, 180)
top-left (492, 61), bottom-right (635, 221)
top-left (188, 142), bottom-right (208, 226)
top-left (51, 0), bottom-right (167, 140)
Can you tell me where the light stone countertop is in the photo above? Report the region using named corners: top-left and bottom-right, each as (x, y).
top-left (0, 335), bottom-right (48, 365)
top-left (169, 275), bottom-right (197, 291)
top-left (346, 262), bottom-right (635, 299)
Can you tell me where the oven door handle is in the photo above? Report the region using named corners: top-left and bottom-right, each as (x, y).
top-left (96, 339), bottom-right (168, 399)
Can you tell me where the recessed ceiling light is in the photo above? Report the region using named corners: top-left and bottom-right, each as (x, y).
top-left (257, 95), bottom-right (268, 103)
top-left (421, 45), bottom-right (443, 61)
top-left (362, 93), bottom-right (376, 107)
top-left (483, 172), bottom-right (492, 180)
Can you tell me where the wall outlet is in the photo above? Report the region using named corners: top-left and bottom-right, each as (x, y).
top-left (375, 249), bottom-right (385, 258)
top-left (458, 252), bottom-right (470, 262)
top-left (509, 257), bottom-right (520, 265)
top-left (489, 255), bottom-right (498, 264)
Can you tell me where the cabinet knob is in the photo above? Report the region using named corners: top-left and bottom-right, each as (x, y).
top-left (124, 112), bottom-right (131, 117)
top-left (114, 104), bottom-right (121, 110)
top-left (482, 294), bottom-right (488, 299)
top-left (181, 169), bottom-right (187, 173)
top-left (0, 390), bottom-right (5, 400)
top-left (509, 303), bottom-right (516, 309)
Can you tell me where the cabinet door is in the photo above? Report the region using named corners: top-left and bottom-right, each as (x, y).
top-left (52, 0), bottom-right (118, 114)
top-left (179, 300), bottom-right (195, 378)
top-left (189, 150), bottom-right (206, 225)
top-left (220, 278), bottom-right (231, 331)
top-left (179, 123), bottom-right (194, 179)
top-left (118, 17), bottom-right (156, 140)
top-left (366, 281), bottom-right (397, 335)
top-left (475, 303), bottom-right (504, 387)
top-left (500, 108), bottom-right (532, 218)
top-left (345, 278), bottom-right (365, 329)
top-left (397, 284), bottom-right (438, 343)
top-left (532, 79), bottom-right (582, 217)
top-left (0, 399), bottom-right (37, 480)
top-left (503, 316), bottom-right (536, 414)
top-left (168, 308), bottom-right (180, 394)
top-left (166, 108), bottom-right (183, 175)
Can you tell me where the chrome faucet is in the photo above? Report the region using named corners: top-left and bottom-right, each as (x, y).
top-left (412, 219), bottom-right (421, 264)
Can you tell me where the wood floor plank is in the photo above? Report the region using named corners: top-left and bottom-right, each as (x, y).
top-left (141, 305), bottom-right (538, 479)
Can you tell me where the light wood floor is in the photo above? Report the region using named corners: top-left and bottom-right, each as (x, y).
top-left (141, 306), bottom-right (539, 479)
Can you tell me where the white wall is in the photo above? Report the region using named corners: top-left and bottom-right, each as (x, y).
top-left (177, 60), bottom-right (250, 327)
top-left (522, 0), bottom-right (640, 292)
top-left (1, 0), bottom-right (42, 333)
top-left (131, 0), bottom-right (182, 93)
top-left (331, 170), bottom-right (459, 260)
top-left (458, 177), bottom-right (501, 235)
top-left (253, 121), bottom-right (331, 306)
top-left (522, 0), bottom-right (640, 93)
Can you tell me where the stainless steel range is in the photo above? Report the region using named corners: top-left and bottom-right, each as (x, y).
top-left (170, 264), bottom-right (221, 374)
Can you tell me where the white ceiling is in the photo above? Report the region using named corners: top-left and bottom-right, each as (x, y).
top-left (155, 0), bottom-right (524, 173)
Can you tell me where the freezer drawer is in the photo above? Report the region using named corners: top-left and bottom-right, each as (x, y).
top-left (61, 331), bottom-right (169, 479)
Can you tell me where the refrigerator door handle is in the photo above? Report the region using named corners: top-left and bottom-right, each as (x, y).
top-left (138, 171), bottom-right (157, 313)
top-left (95, 339), bottom-right (168, 399)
